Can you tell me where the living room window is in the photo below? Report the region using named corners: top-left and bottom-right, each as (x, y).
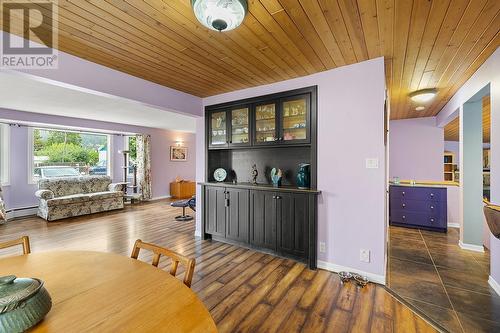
top-left (30, 128), bottom-right (111, 182)
top-left (0, 124), bottom-right (10, 185)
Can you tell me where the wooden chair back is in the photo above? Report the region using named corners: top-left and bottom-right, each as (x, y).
top-left (131, 239), bottom-right (196, 288)
top-left (0, 236), bottom-right (31, 255)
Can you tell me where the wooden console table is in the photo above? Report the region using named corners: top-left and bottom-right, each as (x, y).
top-left (170, 181), bottom-right (195, 199)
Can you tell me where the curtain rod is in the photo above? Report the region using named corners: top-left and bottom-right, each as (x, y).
top-left (0, 120), bottom-right (138, 137)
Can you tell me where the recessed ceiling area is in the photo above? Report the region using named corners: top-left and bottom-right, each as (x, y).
top-left (444, 95), bottom-right (490, 142)
top-left (3, 0), bottom-right (500, 120)
top-left (0, 72), bottom-right (197, 132)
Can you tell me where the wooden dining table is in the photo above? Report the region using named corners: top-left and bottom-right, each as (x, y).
top-left (0, 251), bottom-right (217, 333)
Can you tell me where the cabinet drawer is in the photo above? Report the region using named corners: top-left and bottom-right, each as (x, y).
top-left (390, 186), bottom-right (446, 202)
top-left (391, 210), bottom-right (445, 228)
top-left (390, 199), bottom-right (446, 215)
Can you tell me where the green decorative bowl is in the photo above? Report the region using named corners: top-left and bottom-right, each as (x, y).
top-left (0, 275), bottom-right (52, 333)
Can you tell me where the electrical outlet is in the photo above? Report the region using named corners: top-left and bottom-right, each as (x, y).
top-left (319, 242), bottom-right (326, 253)
top-left (360, 249), bottom-right (370, 263)
top-left (365, 158), bottom-right (379, 169)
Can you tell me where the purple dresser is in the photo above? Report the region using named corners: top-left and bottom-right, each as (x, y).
top-left (389, 185), bottom-right (447, 232)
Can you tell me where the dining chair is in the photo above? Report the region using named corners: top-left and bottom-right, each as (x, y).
top-left (0, 236), bottom-right (31, 254)
top-left (131, 239), bottom-right (196, 288)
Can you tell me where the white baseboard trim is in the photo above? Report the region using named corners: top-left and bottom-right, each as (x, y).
top-left (447, 223), bottom-right (460, 228)
top-left (6, 208), bottom-right (38, 220)
top-left (317, 260), bottom-right (386, 285)
top-left (151, 195), bottom-right (171, 201)
top-left (458, 240), bottom-right (484, 252)
top-left (194, 230), bottom-right (202, 238)
top-left (489, 276), bottom-right (500, 296)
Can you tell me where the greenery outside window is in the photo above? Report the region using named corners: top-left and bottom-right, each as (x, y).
top-left (125, 135), bottom-right (137, 176)
top-left (0, 124), bottom-right (10, 185)
top-left (30, 128), bottom-right (111, 182)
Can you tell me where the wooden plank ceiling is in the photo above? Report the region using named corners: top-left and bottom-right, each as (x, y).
top-left (444, 95), bottom-right (491, 142)
top-left (3, 0), bottom-right (500, 119)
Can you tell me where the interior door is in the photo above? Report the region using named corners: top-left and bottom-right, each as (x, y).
top-left (249, 190), bottom-right (277, 250)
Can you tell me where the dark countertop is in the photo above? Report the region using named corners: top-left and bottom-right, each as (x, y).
top-left (199, 182), bottom-right (321, 194)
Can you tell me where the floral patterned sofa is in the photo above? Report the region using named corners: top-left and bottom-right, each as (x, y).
top-left (35, 176), bottom-right (124, 221)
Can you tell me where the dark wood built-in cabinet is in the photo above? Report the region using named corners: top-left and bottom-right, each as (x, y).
top-left (202, 87), bottom-right (319, 269)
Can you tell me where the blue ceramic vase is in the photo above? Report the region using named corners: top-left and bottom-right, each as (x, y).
top-left (296, 163), bottom-right (310, 189)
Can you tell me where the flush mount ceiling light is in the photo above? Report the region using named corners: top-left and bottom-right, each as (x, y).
top-left (191, 0), bottom-right (248, 32)
top-left (409, 89), bottom-right (437, 103)
top-left (415, 106), bottom-right (425, 111)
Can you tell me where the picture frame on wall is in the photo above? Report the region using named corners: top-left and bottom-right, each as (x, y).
top-left (170, 146), bottom-right (187, 161)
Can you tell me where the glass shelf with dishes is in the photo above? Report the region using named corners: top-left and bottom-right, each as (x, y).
top-left (280, 96), bottom-right (309, 143)
top-left (210, 110), bottom-right (227, 146)
top-left (230, 107), bottom-right (250, 145)
top-left (255, 103), bottom-right (277, 144)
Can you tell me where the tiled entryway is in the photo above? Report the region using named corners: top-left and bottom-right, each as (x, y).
top-left (388, 226), bottom-right (500, 333)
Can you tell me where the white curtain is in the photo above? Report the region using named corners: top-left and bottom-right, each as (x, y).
top-left (136, 134), bottom-right (152, 200)
top-left (0, 185), bottom-right (6, 224)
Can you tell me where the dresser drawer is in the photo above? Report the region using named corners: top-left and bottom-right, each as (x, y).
top-left (391, 210), bottom-right (445, 228)
top-left (390, 198), bottom-right (446, 216)
top-left (390, 186), bottom-right (446, 202)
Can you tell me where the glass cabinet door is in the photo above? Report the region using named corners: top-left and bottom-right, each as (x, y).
top-left (209, 111), bottom-right (227, 147)
top-left (255, 102), bottom-right (277, 144)
top-left (280, 95), bottom-right (309, 143)
top-left (230, 107), bottom-right (250, 146)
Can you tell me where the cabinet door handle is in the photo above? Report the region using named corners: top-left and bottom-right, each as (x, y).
top-left (430, 205), bottom-right (434, 209)
top-left (430, 218), bottom-right (435, 223)
top-left (402, 203), bottom-right (406, 208)
top-left (276, 196), bottom-right (282, 200)
top-left (225, 199), bottom-right (229, 207)
top-left (402, 191), bottom-right (405, 196)
top-left (402, 215), bottom-right (406, 220)
top-left (430, 193), bottom-right (434, 198)
top-left (272, 196), bottom-right (276, 199)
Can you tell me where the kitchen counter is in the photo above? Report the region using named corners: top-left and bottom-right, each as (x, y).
top-left (199, 182), bottom-right (321, 194)
top-left (389, 180), bottom-right (459, 188)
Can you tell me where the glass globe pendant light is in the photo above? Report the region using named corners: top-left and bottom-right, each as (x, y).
top-left (191, 0), bottom-right (248, 32)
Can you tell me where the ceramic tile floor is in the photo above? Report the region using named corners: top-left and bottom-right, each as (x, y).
top-left (388, 226), bottom-right (500, 333)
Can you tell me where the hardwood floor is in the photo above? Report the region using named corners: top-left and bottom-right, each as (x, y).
top-left (388, 226), bottom-right (500, 333)
top-left (0, 200), bottom-right (438, 332)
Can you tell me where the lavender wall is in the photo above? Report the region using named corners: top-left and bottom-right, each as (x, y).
top-left (1, 108), bottom-right (196, 210)
top-left (389, 117), bottom-right (444, 181)
top-left (437, 47), bottom-right (499, 290)
top-left (444, 141), bottom-right (460, 165)
top-left (197, 58), bottom-right (387, 280)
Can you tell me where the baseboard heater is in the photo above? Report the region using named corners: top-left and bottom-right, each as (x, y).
top-left (6, 206), bottom-right (38, 213)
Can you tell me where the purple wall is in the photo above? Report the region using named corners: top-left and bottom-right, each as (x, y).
top-left (1, 32), bottom-right (202, 117)
top-left (389, 117), bottom-right (444, 181)
top-left (197, 58), bottom-right (387, 280)
top-left (444, 141), bottom-right (460, 165)
top-left (1, 108), bottom-right (196, 210)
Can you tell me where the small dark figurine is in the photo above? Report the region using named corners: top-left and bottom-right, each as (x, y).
top-left (251, 164), bottom-right (258, 185)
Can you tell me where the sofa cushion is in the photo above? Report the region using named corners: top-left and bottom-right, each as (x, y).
top-left (89, 191), bottom-right (123, 201)
top-left (39, 176), bottom-right (112, 197)
top-left (46, 194), bottom-right (91, 207)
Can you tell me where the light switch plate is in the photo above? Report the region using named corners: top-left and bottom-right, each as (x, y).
top-left (360, 249), bottom-right (370, 263)
top-left (365, 158), bottom-right (379, 169)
